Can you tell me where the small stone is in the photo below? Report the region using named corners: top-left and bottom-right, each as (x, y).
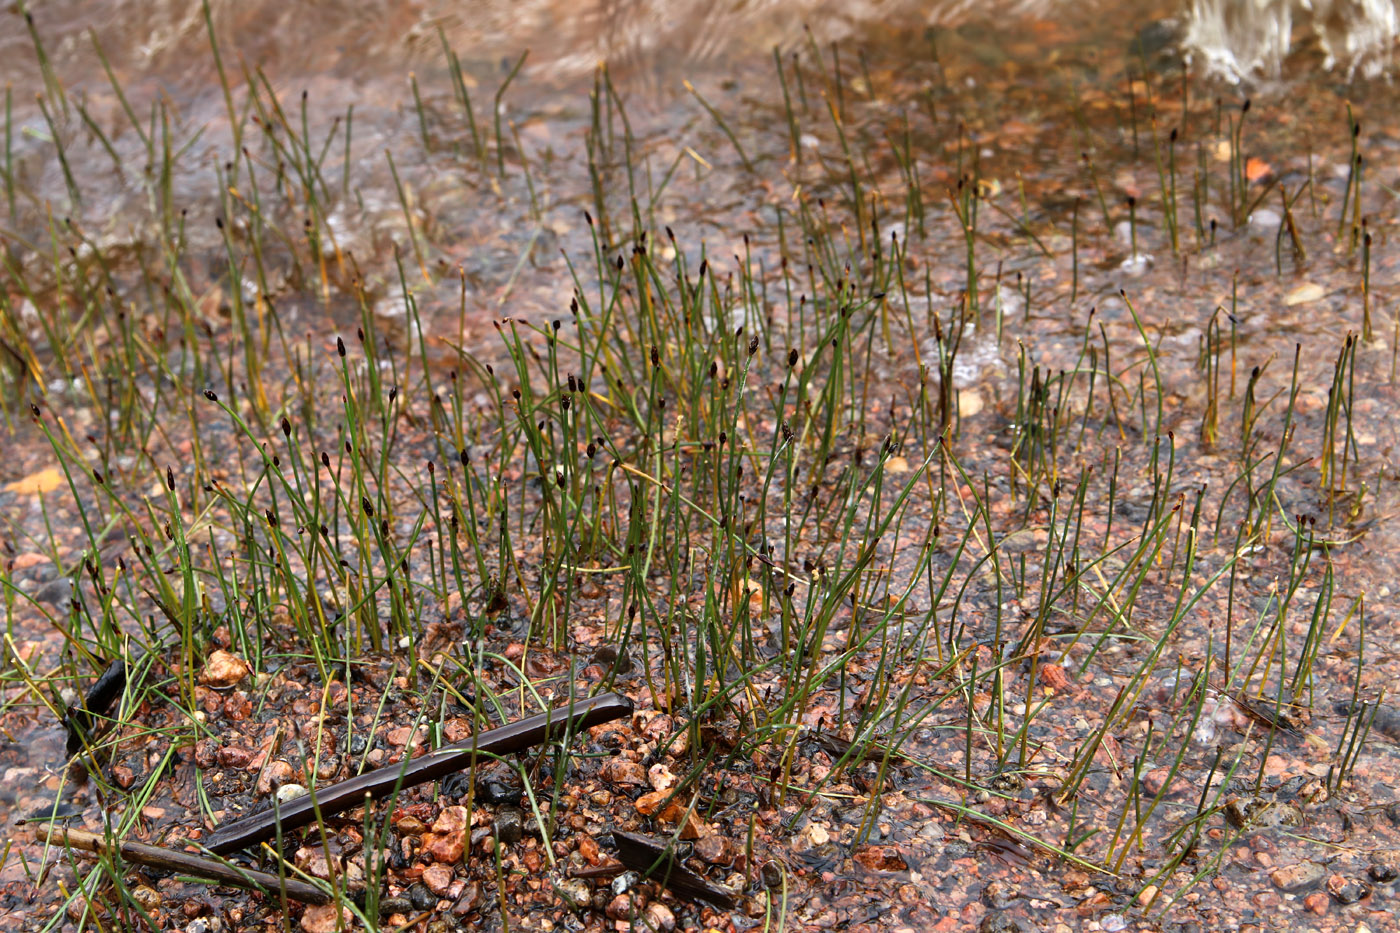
top-left (294, 845), bottom-right (339, 879)
top-left (386, 724), bottom-right (428, 750)
top-left (494, 807), bottom-right (524, 845)
top-left (1304, 890), bottom-right (1329, 914)
top-left (451, 882), bottom-right (482, 917)
top-left (578, 835), bottom-right (600, 864)
top-left (1369, 849), bottom-right (1400, 883)
top-left (474, 770), bottom-right (522, 805)
top-left (1141, 768), bottom-right (1173, 796)
top-left (377, 896), bottom-right (412, 917)
top-left (612, 871), bottom-right (639, 896)
top-left (634, 790), bottom-right (668, 816)
top-left (853, 844), bottom-right (907, 872)
top-left (1326, 874), bottom-right (1371, 904)
top-left (1249, 208), bottom-right (1282, 230)
top-left (423, 863), bottom-right (454, 896)
top-left (300, 905), bottom-right (351, 933)
top-left (980, 879), bottom-right (1019, 909)
top-left (980, 915), bottom-right (1023, 933)
top-left (433, 806), bottom-right (470, 834)
top-left (276, 783), bottom-right (308, 804)
top-left (395, 815), bottom-right (427, 835)
top-left (424, 830), bottom-right (465, 863)
top-left (656, 802), bottom-right (706, 840)
top-left (257, 760), bottom-right (296, 795)
top-left (408, 882), bottom-right (438, 912)
top-left (314, 755), bottom-right (340, 780)
top-left (1040, 663), bottom-right (1073, 692)
top-left (605, 893), bottom-right (635, 920)
top-left (648, 763), bottom-right (678, 792)
top-left (130, 885), bottom-right (161, 910)
top-left (215, 746), bottom-right (252, 769)
top-left (1284, 282), bottom-right (1325, 306)
top-left (644, 902), bottom-right (675, 932)
top-left (590, 643), bottom-right (632, 673)
top-left (1272, 861), bottom-right (1326, 893)
top-left (199, 650), bottom-right (251, 688)
top-left (1137, 884), bottom-right (1159, 908)
top-left (600, 758), bottom-right (647, 785)
top-left (557, 878), bottom-right (591, 910)
top-left (694, 834), bottom-right (732, 864)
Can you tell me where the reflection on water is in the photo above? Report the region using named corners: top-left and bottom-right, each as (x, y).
top-left (1186, 0), bottom-right (1397, 79)
top-left (5, 0), bottom-right (1395, 103)
top-left (6, 1), bottom-right (1075, 95)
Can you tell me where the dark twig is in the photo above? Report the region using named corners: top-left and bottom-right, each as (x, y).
top-left (612, 831), bottom-right (736, 908)
top-left (39, 826), bottom-right (331, 904)
top-left (64, 658), bottom-right (127, 756)
top-left (205, 692), bottom-right (633, 854)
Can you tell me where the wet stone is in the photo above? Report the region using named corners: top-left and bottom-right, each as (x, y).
top-left (1272, 861), bottom-right (1326, 892)
top-left (605, 893), bottom-right (636, 920)
top-left (590, 643), bottom-right (633, 673)
top-left (694, 834), bottom-right (732, 864)
top-left (111, 763), bottom-right (138, 789)
top-left (980, 915), bottom-right (1024, 933)
top-left (556, 878), bottom-right (591, 910)
top-left (1369, 849), bottom-right (1400, 883)
top-left (1225, 796), bottom-right (1303, 830)
top-left (611, 871), bottom-right (640, 895)
top-left (451, 882), bottom-right (482, 917)
top-left (422, 863), bottom-right (454, 896)
top-left (378, 896), bottom-right (412, 917)
top-left (645, 902), bottom-right (675, 932)
top-left (600, 758), bottom-right (647, 785)
top-left (981, 879), bottom-right (1021, 909)
top-left (494, 807), bottom-right (524, 845)
top-left (852, 844), bottom-right (908, 872)
top-left (257, 760), bottom-right (296, 795)
top-left (988, 770), bottom-right (1025, 792)
top-left (761, 861), bottom-right (784, 888)
top-left (300, 905), bottom-right (351, 933)
top-left (473, 768), bottom-right (522, 805)
top-left (215, 746), bottom-right (252, 769)
top-left (1326, 874), bottom-right (1371, 904)
top-left (276, 783), bottom-right (308, 804)
top-left (408, 882), bottom-right (438, 912)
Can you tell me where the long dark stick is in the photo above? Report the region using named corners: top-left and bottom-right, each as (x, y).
top-left (41, 826), bottom-right (331, 904)
top-left (205, 692), bottom-right (632, 854)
